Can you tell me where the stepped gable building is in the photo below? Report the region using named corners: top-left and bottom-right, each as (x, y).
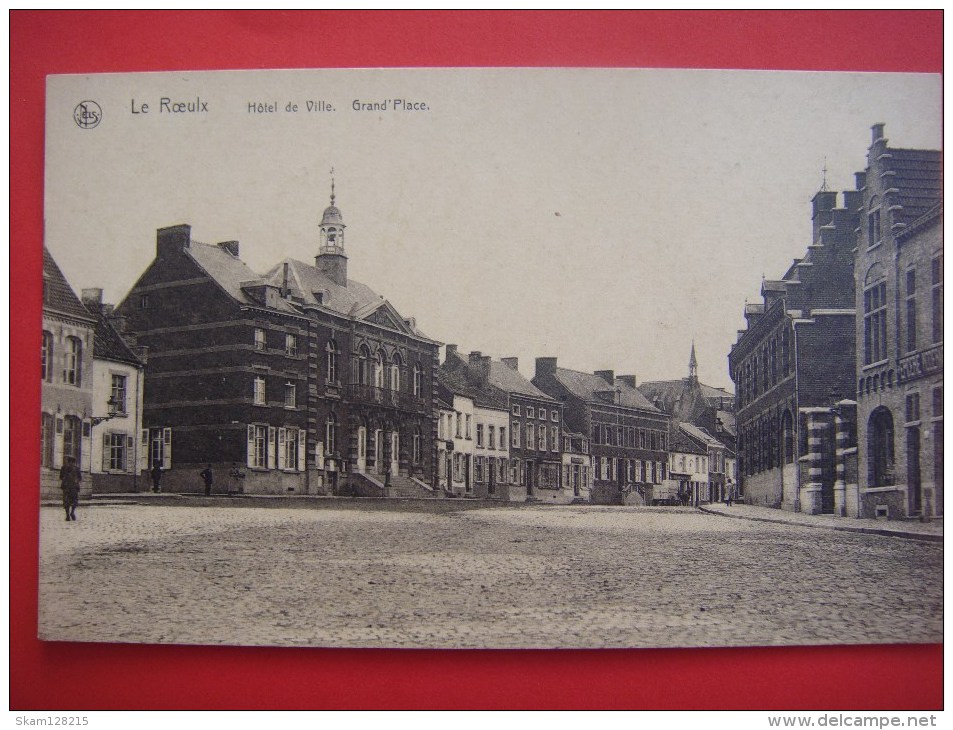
top-left (729, 163), bottom-right (861, 514)
top-left (532, 359), bottom-right (669, 505)
top-left (115, 180), bottom-right (439, 496)
top-left (40, 247), bottom-right (97, 498)
top-left (445, 349), bottom-right (572, 502)
top-left (81, 288), bottom-right (146, 494)
top-left (435, 356), bottom-right (510, 499)
top-left (853, 124), bottom-right (942, 519)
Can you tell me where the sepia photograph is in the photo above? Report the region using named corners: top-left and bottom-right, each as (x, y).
top-left (38, 66), bottom-right (941, 652)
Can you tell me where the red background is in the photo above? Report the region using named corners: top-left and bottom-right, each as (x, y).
top-left (10, 11), bottom-right (943, 710)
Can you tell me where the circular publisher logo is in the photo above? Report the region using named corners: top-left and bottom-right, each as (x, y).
top-left (73, 100), bottom-right (102, 129)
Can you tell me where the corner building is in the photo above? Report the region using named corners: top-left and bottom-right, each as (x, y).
top-left (116, 185), bottom-right (438, 495)
top-left (853, 124), bottom-right (942, 519)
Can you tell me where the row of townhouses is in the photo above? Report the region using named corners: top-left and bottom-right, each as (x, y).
top-left (729, 124), bottom-right (942, 520)
top-left (40, 180), bottom-right (738, 505)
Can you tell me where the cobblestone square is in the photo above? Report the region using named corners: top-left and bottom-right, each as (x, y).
top-left (38, 501), bottom-right (942, 649)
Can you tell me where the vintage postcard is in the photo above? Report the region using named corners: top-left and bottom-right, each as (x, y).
top-left (39, 68), bottom-right (942, 649)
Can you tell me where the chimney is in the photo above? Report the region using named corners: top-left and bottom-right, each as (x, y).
top-left (535, 357), bottom-right (557, 378)
top-left (81, 288), bottom-right (103, 312)
top-left (501, 357), bottom-right (519, 371)
top-left (157, 224), bottom-right (191, 259)
top-left (811, 190), bottom-right (838, 242)
top-left (444, 344), bottom-right (458, 364)
top-left (842, 189), bottom-right (863, 214)
top-left (594, 369), bottom-right (614, 384)
top-left (281, 262), bottom-right (291, 297)
top-left (871, 123), bottom-right (886, 144)
top-left (217, 240), bottom-right (240, 257)
top-left (468, 351), bottom-right (483, 366)
top-left (854, 171), bottom-right (867, 191)
top-left (617, 375), bottom-right (636, 389)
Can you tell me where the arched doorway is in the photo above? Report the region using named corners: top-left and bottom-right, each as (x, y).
top-left (868, 407), bottom-right (895, 488)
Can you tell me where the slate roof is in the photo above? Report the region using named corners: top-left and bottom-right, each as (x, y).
top-left (42, 247), bottom-right (96, 323)
top-left (883, 147), bottom-right (942, 225)
top-left (553, 368), bottom-right (661, 413)
top-left (487, 360), bottom-right (556, 401)
top-left (186, 242), bottom-right (299, 314)
top-left (436, 365), bottom-right (508, 411)
top-left (93, 316), bottom-right (142, 366)
top-left (638, 379), bottom-right (733, 406)
top-left (669, 427), bottom-right (707, 455)
top-left (680, 422), bottom-right (726, 449)
top-left (715, 409), bottom-right (737, 437)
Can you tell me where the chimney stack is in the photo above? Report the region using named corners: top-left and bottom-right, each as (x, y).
top-left (501, 357), bottom-right (519, 371)
top-left (157, 224), bottom-right (191, 259)
top-left (811, 190), bottom-right (838, 243)
top-left (81, 288), bottom-right (103, 312)
top-left (281, 262), bottom-right (291, 297)
top-left (871, 123), bottom-right (886, 144)
top-left (535, 357), bottom-right (557, 378)
top-left (617, 374), bottom-right (636, 389)
top-left (594, 369), bottom-right (615, 384)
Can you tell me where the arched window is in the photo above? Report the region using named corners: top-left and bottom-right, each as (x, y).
top-left (391, 352), bottom-right (402, 392)
top-left (326, 340), bottom-right (339, 384)
top-left (867, 195), bottom-right (882, 247)
top-left (41, 331), bottom-right (53, 382)
top-left (358, 344), bottom-right (370, 385)
top-left (326, 412), bottom-right (337, 455)
top-left (413, 362), bottom-right (423, 397)
top-left (412, 426), bottom-right (421, 464)
top-left (327, 227), bottom-right (337, 245)
top-left (65, 336), bottom-right (82, 386)
top-left (782, 410), bottom-right (795, 464)
top-left (868, 407), bottom-right (895, 487)
top-left (374, 349), bottom-right (385, 389)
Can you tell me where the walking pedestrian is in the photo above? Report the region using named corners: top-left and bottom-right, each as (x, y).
top-left (200, 464), bottom-right (214, 497)
top-left (151, 460), bottom-right (163, 493)
top-left (59, 456), bottom-right (81, 521)
top-left (725, 488), bottom-right (733, 507)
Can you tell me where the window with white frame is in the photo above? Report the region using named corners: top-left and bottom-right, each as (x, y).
top-left (527, 406), bottom-right (535, 418)
top-left (551, 427), bottom-right (558, 452)
top-left (249, 425), bottom-right (267, 468)
top-left (64, 336), bottom-right (82, 386)
top-left (476, 424), bottom-right (484, 447)
top-left (552, 410), bottom-right (559, 422)
top-left (40, 413), bottom-right (54, 468)
top-left (456, 413), bottom-right (462, 438)
top-left (412, 427), bottom-right (421, 464)
top-left (285, 333), bottom-right (297, 356)
top-left (110, 373), bottom-right (127, 414)
top-left (413, 362), bottom-right (423, 397)
top-left (539, 408), bottom-right (547, 421)
top-left (465, 415), bottom-right (472, 439)
top-left (487, 425), bottom-right (495, 449)
top-left (41, 331), bottom-right (53, 382)
top-left (284, 382), bottom-right (296, 408)
top-left (326, 340), bottom-right (339, 383)
top-left (538, 424), bottom-right (547, 451)
top-left (281, 427), bottom-right (300, 471)
top-left (526, 423), bottom-right (535, 450)
top-left (254, 376), bottom-right (266, 405)
top-left (499, 426), bottom-right (506, 449)
top-left (512, 404), bottom-right (521, 416)
top-left (325, 413), bottom-right (337, 454)
top-left (104, 432), bottom-right (127, 471)
top-left (512, 422), bottom-right (520, 448)
top-left (254, 328), bottom-right (266, 351)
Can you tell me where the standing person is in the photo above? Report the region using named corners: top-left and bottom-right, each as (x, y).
top-left (200, 464), bottom-right (214, 497)
top-left (59, 456), bottom-right (81, 521)
top-left (151, 460), bottom-right (162, 493)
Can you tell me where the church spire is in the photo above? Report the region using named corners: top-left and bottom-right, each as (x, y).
top-left (688, 340), bottom-right (698, 383)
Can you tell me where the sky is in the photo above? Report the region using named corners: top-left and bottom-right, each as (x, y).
top-left (44, 69), bottom-right (941, 390)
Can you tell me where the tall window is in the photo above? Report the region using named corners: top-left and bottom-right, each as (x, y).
top-left (326, 413), bottom-right (337, 454)
top-left (868, 197), bottom-right (882, 247)
top-left (41, 331), bottom-right (53, 382)
top-left (391, 353), bottom-right (402, 392)
top-left (905, 392), bottom-right (921, 423)
top-left (105, 432), bottom-right (126, 471)
top-left (538, 425), bottom-right (547, 451)
top-left (285, 333), bottom-right (297, 356)
top-left (551, 426), bottom-right (559, 452)
top-left (358, 344), bottom-right (370, 385)
top-left (476, 423), bottom-right (484, 447)
top-left (110, 374), bottom-right (127, 414)
top-left (781, 328), bottom-right (790, 378)
top-left (40, 413), bottom-right (54, 467)
top-left (283, 427), bottom-right (300, 471)
top-left (465, 415), bottom-right (472, 439)
top-left (412, 427), bottom-right (421, 464)
top-left (254, 377), bottom-right (266, 405)
top-left (864, 277), bottom-right (888, 364)
top-left (63, 415), bottom-right (82, 468)
top-left (64, 337), bottom-right (82, 386)
top-left (374, 349), bottom-right (385, 389)
top-left (868, 407), bottom-right (895, 487)
top-left (455, 412), bottom-right (462, 438)
top-left (284, 382), bottom-right (296, 408)
top-left (254, 328), bottom-right (266, 351)
top-left (249, 425), bottom-right (267, 468)
top-left (413, 362), bottom-right (423, 397)
top-left (326, 340), bottom-right (339, 384)
top-left (500, 426), bottom-right (506, 449)
top-left (487, 425), bottom-right (495, 449)
top-left (906, 268), bottom-right (917, 353)
top-left (782, 410), bottom-right (795, 465)
top-left (932, 254), bottom-right (943, 344)
top-left (512, 422), bottom-right (520, 448)
top-left (526, 423), bottom-right (535, 450)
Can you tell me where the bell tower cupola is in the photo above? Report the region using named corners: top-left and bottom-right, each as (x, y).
top-left (316, 168), bottom-right (348, 286)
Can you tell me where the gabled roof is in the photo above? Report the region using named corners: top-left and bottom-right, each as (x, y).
top-left (93, 316), bottom-right (142, 367)
top-left (186, 242), bottom-right (299, 314)
top-left (262, 258), bottom-right (430, 338)
top-left (487, 360), bottom-right (556, 401)
top-left (883, 147), bottom-right (942, 225)
top-left (42, 247), bottom-right (96, 323)
top-left (553, 368), bottom-right (661, 412)
top-left (669, 427), bottom-right (707, 455)
top-left (436, 364), bottom-right (508, 411)
top-left (680, 422), bottom-right (725, 449)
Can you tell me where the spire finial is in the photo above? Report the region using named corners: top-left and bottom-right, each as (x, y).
top-left (821, 157), bottom-right (829, 192)
top-left (330, 166), bottom-right (336, 205)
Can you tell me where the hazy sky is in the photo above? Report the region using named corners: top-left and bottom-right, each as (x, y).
top-left (45, 69), bottom-right (941, 389)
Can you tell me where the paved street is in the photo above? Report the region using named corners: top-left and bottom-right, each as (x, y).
top-left (38, 501), bottom-right (942, 649)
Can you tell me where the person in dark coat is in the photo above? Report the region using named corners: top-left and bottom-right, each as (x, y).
top-left (59, 456), bottom-right (81, 521)
top-left (151, 460), bottom-right (162, 493)
top-left (200, 464), bottom-right (213, 497)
